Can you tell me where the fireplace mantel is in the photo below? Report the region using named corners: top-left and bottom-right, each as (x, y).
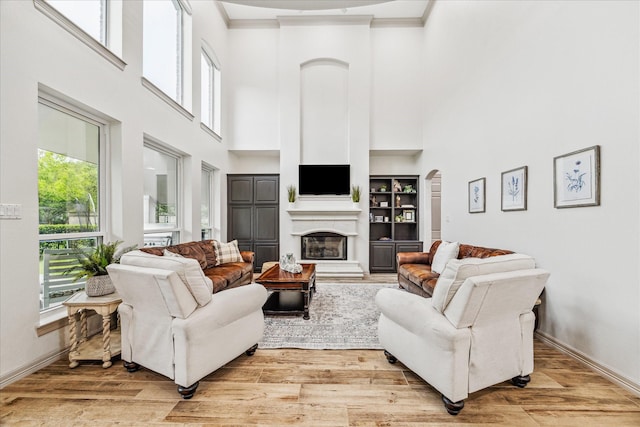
top-left (286, 206), bottom-right (364, 278)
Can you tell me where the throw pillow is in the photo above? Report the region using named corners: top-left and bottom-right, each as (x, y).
top-left (213, 240), bottom-right (243, 265)
top-left (431, 241), bottom-right (460, 274)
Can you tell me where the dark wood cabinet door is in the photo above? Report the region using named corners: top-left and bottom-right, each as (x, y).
top-left (370, 242), bottom-right (396, 273)
top-left (228, 175), bottom-right (279, 272)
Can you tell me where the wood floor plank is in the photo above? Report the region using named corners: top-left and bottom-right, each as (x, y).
top-left (257, 368), bottom-right (407, 385)
top-left (166, 401), bottom-right (349, 426)
top-left (526, 410), bottom-right (640, 426)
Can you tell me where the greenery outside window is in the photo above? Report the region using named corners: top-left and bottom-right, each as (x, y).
top-left (38, 97), bottom-right (106, 311)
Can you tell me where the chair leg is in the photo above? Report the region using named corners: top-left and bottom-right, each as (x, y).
top-left (383, 350), bottom-right (397, 364)
top-left (442, 395), bottom-right (465, 415)
top-left (245, 343), bottom-right (258, 356)
top-left (177, 381), bottom-right (199, 399)
top-left (511, 374), bottom-right (531, 388)
top-left (123, 361), bottom-right (140, 372)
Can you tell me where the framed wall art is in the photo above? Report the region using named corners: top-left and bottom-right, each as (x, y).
top-left (501, 166), bottom-right (528, 211)
top-left (468, 177), bottom-right (486, 213)
top-left (553, 145), bottom-right (600, 208)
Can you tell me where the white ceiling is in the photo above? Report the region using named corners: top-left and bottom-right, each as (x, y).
top-left (219, 0), bottom-right (431, 22)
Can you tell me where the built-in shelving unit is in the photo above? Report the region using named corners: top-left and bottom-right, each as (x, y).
top-left (369, 175), bottom-right (422, 272)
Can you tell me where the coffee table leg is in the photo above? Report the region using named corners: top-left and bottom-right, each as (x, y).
top-left (303, 289), bottom-right (310, 320)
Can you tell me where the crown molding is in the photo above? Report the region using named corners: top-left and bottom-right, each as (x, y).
top-left (370, 18), bottom-right (423, 28)
top-left (229, 19), bottom-right (281, 29)
top-left (278, 14), bottom-right (373, 26)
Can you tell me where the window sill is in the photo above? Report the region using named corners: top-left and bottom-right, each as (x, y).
top-left (141, 78), bottom-right (194, 121)
top-left (33, 0), bottom-right (126, 71)
top-left (200, 123), bottom-right (221, 142)
top-left (36, 306), bottom-right (68, 337)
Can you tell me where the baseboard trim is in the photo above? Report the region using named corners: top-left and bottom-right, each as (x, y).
top-left (535, 331), bottom-right (640, 397)
top-left (0, 349), bottom-right (68, 389)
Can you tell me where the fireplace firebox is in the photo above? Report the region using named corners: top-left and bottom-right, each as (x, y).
top-left (301, 232), bottom-right (347, 260)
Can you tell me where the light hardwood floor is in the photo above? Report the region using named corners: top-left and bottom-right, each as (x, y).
top-left (2, 276), bottom-right (639, 426)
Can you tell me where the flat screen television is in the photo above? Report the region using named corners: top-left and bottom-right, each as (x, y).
top-left (298, 164), bottom-right (350, 195)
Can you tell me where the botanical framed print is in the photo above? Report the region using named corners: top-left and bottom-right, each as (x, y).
top-left (403, 210), bottom-right (415, 222)
top-left (554, 145), bottom-right (600, 208)
top-left (501, 166), bottom-right (528, 211)
top-left (468, 177), bottom-right (486, 213)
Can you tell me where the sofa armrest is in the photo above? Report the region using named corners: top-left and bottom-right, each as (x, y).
top-left (397, 251), bottom-right (431, 266)
top-left (240, 251), bottom-right (254, 265)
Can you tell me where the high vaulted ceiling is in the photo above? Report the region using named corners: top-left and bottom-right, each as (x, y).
top-left (218, 0), bottom-right (432, 25)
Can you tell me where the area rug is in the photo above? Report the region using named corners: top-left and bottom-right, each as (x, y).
top-left (258, 282), bottom-right (398, 350)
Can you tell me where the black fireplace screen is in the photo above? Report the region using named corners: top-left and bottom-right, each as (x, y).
top-left (301, 232), bottom-right (347, 260)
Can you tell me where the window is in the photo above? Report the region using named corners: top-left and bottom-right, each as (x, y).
top-left (201, 166), bottom-right (214, 240)
top-left (143, 143), bottom-right (181, 247)
top-left (200, 49), bottom-right (221, 135)
top-left (47, 0), bottom-right (107, 44)
top-left (38, 98), bottom-right (106, 311)
top-left (143, 0), bottom-right (192, 105)
top-left (37, 0), bottom-right (124, 66)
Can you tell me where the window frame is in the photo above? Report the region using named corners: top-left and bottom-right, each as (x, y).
top-left (37, 94), bottom-right (110, 315)
top-left (34, 0), bottom-right (125, 69)
top-left (200, 164), bottom-right (215, 240)
top-left (142, 138), bottom-right (183, 245)
top-left (142, 0), bottom-right (193, 113)
top-left (200, 47), bottom-right (221, 139)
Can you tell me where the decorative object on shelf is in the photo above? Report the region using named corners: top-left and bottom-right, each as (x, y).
top-left (501, 166), bottom-right (528, 211)
top-left (396, 195), bottom-right (401, 207)
top-left (369, 212), bottom-right (374, 222)
top-left (370, 195), bottom-right (378, 206)
top-left (380, 201), bottom-right (388, 207)
top-left (67, 240), bottom-right (136, 297)
top-left (403, 184), bottom-right (414, 193)
top-left (287, 185), bottom-right (297, 203)
top-left (393, 180), bottom-right (402, 192)
top-left (384, 217), bottom-right (389, 222)
top-left (351, 185), bottom-right (361, 203)
top-left (374, 215), bottom-right (384, 222)
top-left (553, 145), bottom-right (600, 208)
top-left (395, 214), bottom-right (404, 223)
top-left (280, 252), bottom-right (302, 273)
top-left (468, 177), bottom-right (486, 213)
top-left (403, 210), bottom-right (415, 222)
top-left (379, 184), bottom-right (387, 192)
top-left (379, 236), bottom-right (392, 241)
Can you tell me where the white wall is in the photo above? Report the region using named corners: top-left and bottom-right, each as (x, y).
top-left (0, 0), bottom-right (230, 382)
top-left (421, 0), bottom-right (639, 387)
top-left (227, 20), bottom-right (425, 270)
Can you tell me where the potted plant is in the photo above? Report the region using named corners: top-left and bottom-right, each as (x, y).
top-left (351, 185), bottom-right (361, 207)
top-left (287, 185), bottom-right (296, 208)
top-left (67, 240), bottom-right (135, 296)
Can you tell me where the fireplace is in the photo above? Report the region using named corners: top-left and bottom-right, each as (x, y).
top-left (301, 232), bottom-right (347, 261)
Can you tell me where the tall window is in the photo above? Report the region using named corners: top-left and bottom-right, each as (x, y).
top-left (201, 166), bottom-right (214, 240)
top-left (143, 0), bottom-right (190, 104)
top-left (38, 98), bottom-right (105, 311)
top-left (200, 50), bottom-right (221, 135)
top-left (47, 0), bottom-right (107, 45)
top-left (143, 143), bottom-right (181, 246)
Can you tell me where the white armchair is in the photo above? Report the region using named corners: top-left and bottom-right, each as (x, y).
top-left (376, 254), bottom-right (549, 415)
top-left (107, 263), bottom-right (267, 399)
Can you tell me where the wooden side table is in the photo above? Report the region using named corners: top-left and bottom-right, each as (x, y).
top-left (63, 291), bottom-right (122, 368)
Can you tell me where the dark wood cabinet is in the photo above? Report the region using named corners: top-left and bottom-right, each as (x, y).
top-left (369, 175), bottom-right (422, 272)
top-left (227, 175), bottom-right (279, 272)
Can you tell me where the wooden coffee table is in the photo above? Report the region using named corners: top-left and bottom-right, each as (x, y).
top-left (256, 263), bottom-right (316, 320)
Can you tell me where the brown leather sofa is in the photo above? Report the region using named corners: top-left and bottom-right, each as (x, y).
top-left (397, 240), bottom-right (513, 297)
top-left (139, 240), bottom-right (254, 293)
